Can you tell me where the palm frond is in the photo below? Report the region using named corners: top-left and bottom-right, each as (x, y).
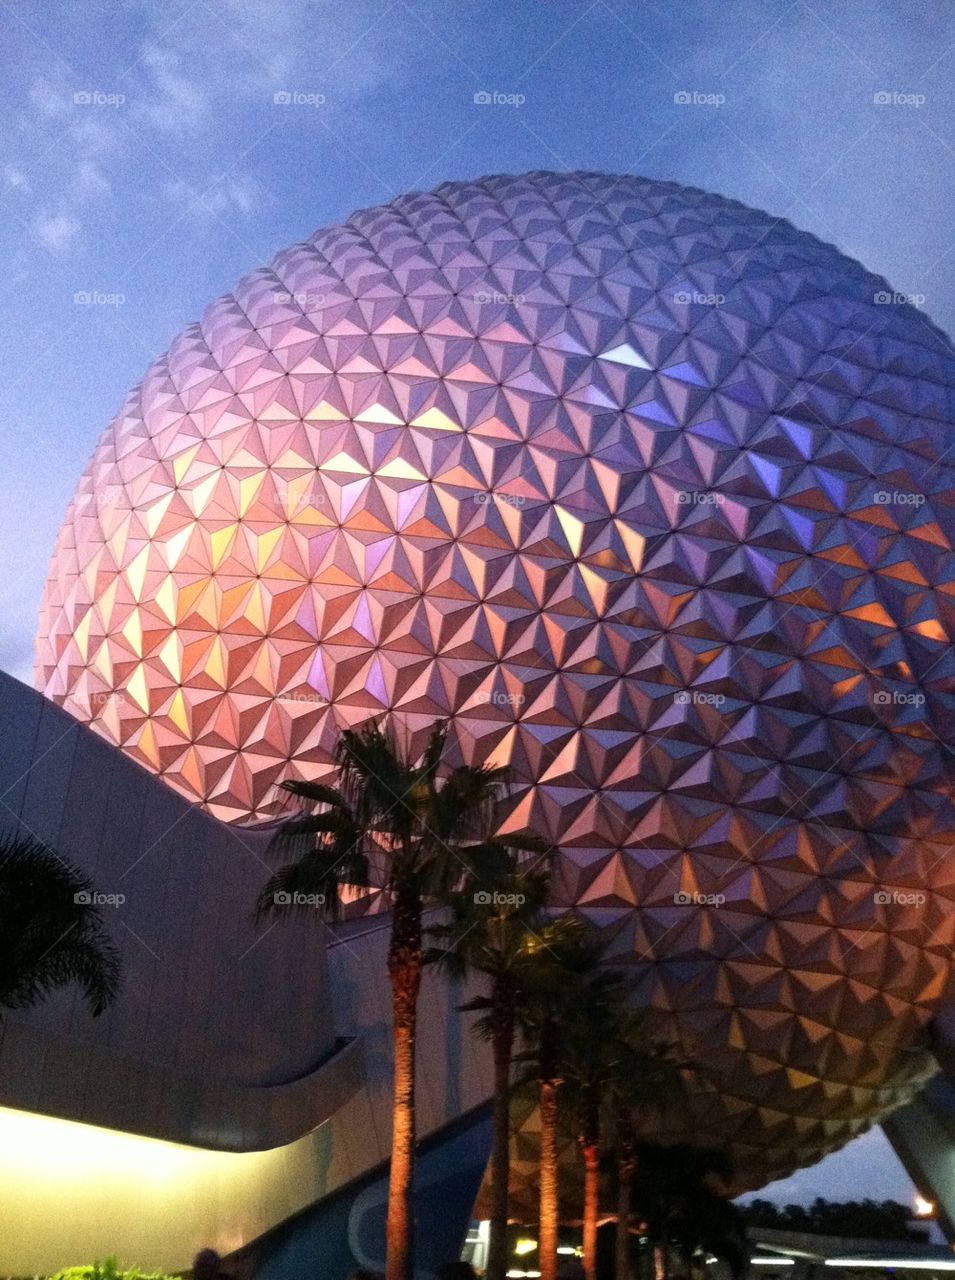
top-left (337, 719), bottom-right (419, 835)
top-left (431, 762), bottom-right (508, 842)
top-left (418, 719), bottom-right (449, 781)
top-left (0, 834), bottom-right (120, 1017)
top-left (255, 841), bottom-right (370, 922)
top-left (279, 779), bottom-right (347, 809)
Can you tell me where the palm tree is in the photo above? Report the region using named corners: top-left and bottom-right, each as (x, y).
top-left (426, 860), bottom-right (556, 1280)
top-left (514, 921), bottom-right (602, 1280)
top-left (258, 718), bottom-right (543, 1280)
top-left (560, 969), bottom-right (629, 1280)
top-left (0, 834), bottom-right (119, 1016)
top-left (613, 1111), bottom-right (637, 1280)
top-left (561, 978), bottom-right (684, 1280)
top-left (604, 1022), bottom-right (686, 1280)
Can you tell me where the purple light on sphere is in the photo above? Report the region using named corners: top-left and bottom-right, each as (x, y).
top-left (35, 171), bottom-right (955, 1188)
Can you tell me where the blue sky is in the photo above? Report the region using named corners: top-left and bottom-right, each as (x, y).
top-left (2, 0), bottom-right (953, 1205)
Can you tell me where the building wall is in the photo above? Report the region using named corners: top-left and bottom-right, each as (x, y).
top-left (0, 922), bottom-right (493, 1275)
top-left (0, 672), bottom-right (493, 1274)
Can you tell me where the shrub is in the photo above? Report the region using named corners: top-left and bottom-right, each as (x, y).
top-left (50, 1261), bottom-right (175, 1280)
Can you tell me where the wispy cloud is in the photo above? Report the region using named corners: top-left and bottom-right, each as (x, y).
top-left (163, 174), bottom-right (261, 217)
top-left (28, 75), bottom-right (70, 119)
top-left (136, 42), bottom-right (207, 133)
top-left (2, 164), bottom-right (31, 193)
top-left (75, 160), bottom-right (112, 200)
top-left (32, 211), bottom-right (81, 253)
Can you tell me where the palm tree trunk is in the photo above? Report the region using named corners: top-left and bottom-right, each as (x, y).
top-left (386, 878), bottom-right (422, 1280)
top-left (581, 1137), bottom-right (600, 1280)
top-left (654, 1242), bottom-right (667, 1280)
top-left (614, 1136), bottom-right (635, 1280)
top-left (539, 1075), bottom-right (560, 1280)
top-left (487, 979), bottom-right (515, 1280)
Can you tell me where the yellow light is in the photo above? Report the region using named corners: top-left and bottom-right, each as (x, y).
top-left (515, 1238), bottom-right (538, 1256)
top-left (0, 1104), bottom-right (293, 1274)
top-left (0, 1103), bottom-right (234, 1183)
top-left (916, 1195), bottom-right (936, 1218)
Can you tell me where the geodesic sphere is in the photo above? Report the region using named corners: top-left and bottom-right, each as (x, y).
top-left (36, 171), bottom-right (955, 1187)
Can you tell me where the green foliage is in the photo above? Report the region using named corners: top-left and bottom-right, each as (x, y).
top-left (49, 1260), bottom-right (175, 1280)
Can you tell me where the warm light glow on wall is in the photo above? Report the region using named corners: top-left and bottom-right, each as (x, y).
top-left (0, 1103), bottom-right (235, 1182)
top-left (0, 1104), bottom-right (308, 1274)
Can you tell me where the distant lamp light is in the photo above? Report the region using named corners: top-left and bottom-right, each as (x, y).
top-left (515, 1239), bottom-right (538, 1256)
top-left (915, 1196), bottom-right (935, 1218)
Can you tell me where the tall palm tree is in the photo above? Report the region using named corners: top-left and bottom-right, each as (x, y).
top-left (604, 1023), bottom-right (686, 1280)
top-left (427, 860), bottom-right (556, 1280)
top-left (0, 834), bottom-right (120, 1016)
top-left (612, 1111), bottom-right (637, 1280)
top-left (561, 978), bottom-right (684, 1280)
top-left (258, 718), bottom-right (542, 1280)
top-left (560, 969), bottom-right (628, 1280)
top-left (514, 922), bottom-right (602, 1280)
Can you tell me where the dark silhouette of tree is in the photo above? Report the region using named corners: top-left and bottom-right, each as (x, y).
top-left (0, 834), bottom-right (119, 1017)
top-left (560, 979), bottom-right (684, 1280)
top-left (740, 1196), bottom-right (923, 1241)
top-left (514, 922), bottom-right (600, 1280)
top-left (631, 1143), bottom-right (746, 1280)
